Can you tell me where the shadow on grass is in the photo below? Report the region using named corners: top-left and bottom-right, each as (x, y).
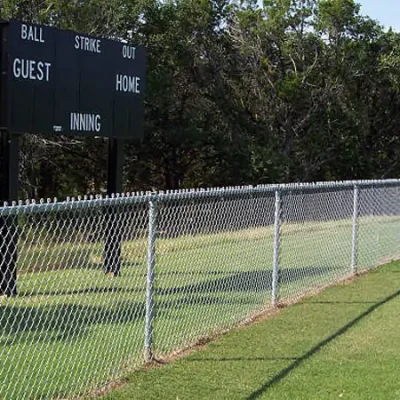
top-left (157, 266), bottom-right (342, 295)
top-left (189, 357), bottom-right (298, 362)
top-left (16, 266), bottom-right (339, 299)
top-left (159, 270), bottom-right (228, 277)
top-left (0, 300), bottom-right (147, 345)
top-left (19, 258), bottom-right (144, 274)
top-left (0, 293), bottom-right (260, 346)
top-left (18, 284), bottom-right (146, 298)
top-left (308, 301), bottom-right (377, 305)
top-left (246, 288), bottom-right (400, 399)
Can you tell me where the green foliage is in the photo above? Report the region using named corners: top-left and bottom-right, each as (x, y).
top-left (0, 0), bottom-right (399, 197)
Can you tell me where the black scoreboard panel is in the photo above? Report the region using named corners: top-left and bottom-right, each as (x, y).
top-left (1, 20), bottom-right (146, 139)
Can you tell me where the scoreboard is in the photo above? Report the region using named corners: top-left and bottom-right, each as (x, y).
top-left (0, 20), bottom-right (146, 139)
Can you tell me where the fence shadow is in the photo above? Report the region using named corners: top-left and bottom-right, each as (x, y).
top-left (156, 266), bottom-right (343, 295)
top-left (0, 300), bottom-right (147, 345)
top-left (188, 357), bottom-right (298, 362)
top-left (17, 265), bottom-right (341, 299)
top-left (18, 284), bottom-right (146, 298)
top-left (307, 301), bottom-right (377, 305)
top-left (246, 288), bottom-right (400, 399)
top-left (0, 292), bottom-right (259, 346)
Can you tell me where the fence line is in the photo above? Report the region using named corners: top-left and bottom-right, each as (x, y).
top-left (0, 179), bottom-right (399, 399)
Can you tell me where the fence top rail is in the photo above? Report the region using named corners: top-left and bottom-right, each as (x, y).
top-left (0, 179), bottom-right (399, 216)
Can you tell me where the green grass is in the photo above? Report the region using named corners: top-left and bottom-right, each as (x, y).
top-left (0, 216), bottom-right (399, 399)
top-left (100, 261), bottom-right (400, 400)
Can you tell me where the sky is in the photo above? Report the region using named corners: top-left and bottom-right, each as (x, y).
top-left (358, 0), bottom-right (400, 31)
top-left (256, 0), bottom-right (400, 31)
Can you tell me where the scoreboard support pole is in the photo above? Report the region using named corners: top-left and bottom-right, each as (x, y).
top-left (0, 131), bottom-right (19, 296)
top-left (104, 138), bottom-right (124, 277)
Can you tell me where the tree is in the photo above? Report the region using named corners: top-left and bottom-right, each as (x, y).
top-left (0, 0), bottom-right (399, 198)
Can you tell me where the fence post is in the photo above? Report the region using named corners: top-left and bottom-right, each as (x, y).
top-left (351, 184), bottom-right (359, 275)
top-left (272, 189), bottom-right (281, 306)
top-left (144, 196), bottom-right (157, 362)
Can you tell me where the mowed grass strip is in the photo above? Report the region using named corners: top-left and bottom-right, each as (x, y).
top-left (99, 261), bottom-right (400, 400)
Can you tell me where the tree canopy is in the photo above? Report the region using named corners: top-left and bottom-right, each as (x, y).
top-left (1, 0), bottom-right (399, 198)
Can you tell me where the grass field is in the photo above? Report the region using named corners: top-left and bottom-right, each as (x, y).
top-left (0, 216), bottom-right (399, 399)
top-left (99, 261), bottom-right (400, 400)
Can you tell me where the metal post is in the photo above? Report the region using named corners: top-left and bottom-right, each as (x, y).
top-left (144, 198), bottom-right (157, 362)
top-left (0, 131), bottom-right (19, 296)
top-left (351, 185), bottom-right (359, 274)
top-left (272, 189), bottom-right (281, 306)
top-left (104, 138), bottom-right (124, 276)
top-left (0, 24), bottom-right (19, 296)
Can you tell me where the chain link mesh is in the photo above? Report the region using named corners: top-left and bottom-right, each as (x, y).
top-left (279, 187), bottom-right (355, 302)
top-left (0, 180), bottom-right (399, 399)
top-left (0, 198), bottom-right (149, 399)
top-left (357, 185), bottom-right (400, 270)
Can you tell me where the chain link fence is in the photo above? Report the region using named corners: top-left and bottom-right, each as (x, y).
top-left (0, 179), bottom-right (399, 399)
